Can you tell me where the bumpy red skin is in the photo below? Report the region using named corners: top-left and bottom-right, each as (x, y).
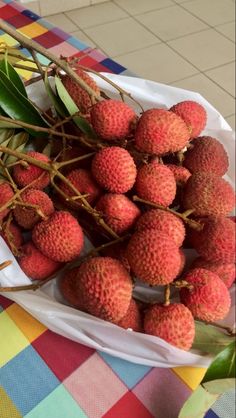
top-left (144, 303), bottom-right (195, 351)
top-left (62, 68), bottom-right (100, 113)
top-left (180, 268), bottom-right (231, 322)
top-left (178, 249), bottom-right (186, 276)
top-left (75, 257), bottom-right (133, 322)
top-left (183, 136), bottom-right (229, 176)
top-left (126, 229), bottom-right (181, 285)
top-left (13, 152), bottom-right (50, 189)
top-left (92, 147), bottom-right (137, 193)
top-left (166, 164), bottom-right (191, 185)
top-left (96, 193), bottom-right (141, 234)
top-left (0, 182), bottom-right (14, 221)
top-left (60, 268), bottom-right (85, 309)
top-left (60, 168), bottom-right (101, 208)
top-left (18, 242), bottom-right (61, 280)
top-left (117, 299), bottom-right (143, 332)
top-left (190, 217), bottom-right (235, 264)
top-left (183, 172), bottom-right (235, 217)
top-left (13, 189), bottom-right (54, 229)
top-left (1, 222), bottom-right (23, 250)
top-left (170, 100), bottom-right (207, 138)
top-left (90, 99), bottom-right (137, 141)
top-left (135, 162), bottom-right (176, 207)
top-left (135, 208), bottom-right (185, 247)
top-left (32, 211), bottom-right (84, 262)
top-left (134, 108), bottom-right (190, 155)
top-left (191, 257), bottom-right (235, 288)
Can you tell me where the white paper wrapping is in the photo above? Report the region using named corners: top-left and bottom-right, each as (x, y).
top-left (0, 74), bottom-right (235, 368)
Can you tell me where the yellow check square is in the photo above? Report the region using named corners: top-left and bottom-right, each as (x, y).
top-left (0, 33), bottom-right (18, 47)
top-left (0, 311), bottom-right (29, 368)
top-left (0, 386), bottom-right (22, 418)
top-left (18, 22), bottom-right (47, 38)
top-left (172, 366), bottom-right (207, 390)
top-left (6, 303), bottom-right (47, 343)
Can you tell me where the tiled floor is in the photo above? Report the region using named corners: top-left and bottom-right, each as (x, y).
top-left (36, 0), bottom-right (235, 128)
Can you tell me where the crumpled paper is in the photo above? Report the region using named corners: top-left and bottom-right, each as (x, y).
top-left (0, 74), bottom-right (235, 367)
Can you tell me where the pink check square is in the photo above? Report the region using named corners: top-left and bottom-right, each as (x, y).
top-left (64, 352), bottom-right (128, 418)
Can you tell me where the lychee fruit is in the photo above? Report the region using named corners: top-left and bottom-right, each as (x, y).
top-left (183, 172), bottom-right (235, 217)
top-left (189, 217), bottom-right (235, 263)
top-left (32, 211), bottom-right (84, 262)
top-left (96, 193), bottom-right (140, 234)
top-left (90, 99), bottom-right (137, 141)
top-left (13, 151), bottom-right (50, 189)
top-left (73, 257), bottom-right (133, 322)
top-left (92, 147), bottom-right (137, 193)
top-left (126, 229), bottom-right (181, 285)
top-left (134, 108), bottom-right (190, 155)
top-left (0, 182), bottom-right (14, 221)
top-left (135, 162), bottom-right (176, 207)
top-left (191, 257), bottom-right (235, 288)
top-left (1, 221), bottom-right (23, 252)
top-left (144, 303), bottom-right (195, 351)
top-left (180, 268), bottom-right (231, 322)
top-left (59, 168), bottom-right (101, 208)
top-left (135, 208), bottom-right (185, 247)
top-left (13, 189), bottom-right (54, 229)
top-left (183, 136), bottom-right (229, 176)
top-left (62, 68), bottom-right (100, 113)
top-left (178, 249), bottom-right (186, 276)
top-left (166, 164), bottom-right (191, 185)
top-left (18, 242), bottom-right (61, 280)
top-left (170, 100), bottom-right (207, 138)
top-left (117, 299), bottom-right (143, 332)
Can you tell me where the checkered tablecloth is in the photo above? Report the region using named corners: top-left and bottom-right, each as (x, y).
top-left (0, 2), bottom-right (221, 417)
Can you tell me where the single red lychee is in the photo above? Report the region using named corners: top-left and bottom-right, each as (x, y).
top-left (13, 151), bottom-right (50, 189)
top-left (135, 162), bottom-right (176, 207)
top-left (170, 100), bottom-right (207, 138)
top-left (90, 99), bottom-right (137, 141)
top-left (134, 108), bottom-right (190, 155)
top-left (92, 146), bottom-right (137, 193)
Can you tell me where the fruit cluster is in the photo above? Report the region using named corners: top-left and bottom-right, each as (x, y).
top-left (0, 68), bottom-right (235, 352)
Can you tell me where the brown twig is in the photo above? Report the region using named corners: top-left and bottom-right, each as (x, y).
top-left (0, 260), bottom-right (12, 271)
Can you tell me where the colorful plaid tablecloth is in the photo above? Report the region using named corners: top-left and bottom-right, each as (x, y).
top-left (0, 2), bottom-right (220, 417)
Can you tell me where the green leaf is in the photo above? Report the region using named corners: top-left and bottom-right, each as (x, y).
top-left (178, 385), bottom-right (219, 418)
top-left (55, 75), bottom-right (96, 137)
top-left (0, 58), bottom-right (27, 97)
top-left (0, 69), bottom-right (49, 136)
top-left (202, 342), bottom-right (236, 383)
top-left (44, 71), bottom-right (67, 117)
top-left (192, 321), bottom-right (234, 355)
top-left (203, 378), bottom-right (235, 394)
top-left (0, 128), bottom-right (15, 147)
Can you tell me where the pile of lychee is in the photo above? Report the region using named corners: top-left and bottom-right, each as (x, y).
top-left (0, 68), bottom-right (235, 353)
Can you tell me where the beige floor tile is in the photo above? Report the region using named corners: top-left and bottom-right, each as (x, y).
top-left (70, 30), bottom-right (97, 48)
top-left (46, 13), bottom-right (78, 32)
top-left (26, 1), bottom-right (41, 15)
top-left (168, 29), bottom-right (235, 71)
top-left (91, 0), bottom-right (110, 3)
top-left (225, 114), bottom-right (235, 130)
top-left (136, 5), bottom-right (207, 41)
top-left (115, 43), bottom-right (197, 83)
top-left (216, 22), bottom-right (235, 42)
top-left (113, 0), bottom-right (174, 15)
top-left (84, 18), bottom-right (158, 57)
top-left (173, 0), bottom-right (191, 3)
top-left (40, 0), bottom-right (89, 16)
top-left (182, 0), bottom-right (235, 26)
top-left (65, 2), bottom-right (127, 29)
top-left (205, 62), bottom-right (235, 96)
top-left (171, 73), bottom-right (235, 117)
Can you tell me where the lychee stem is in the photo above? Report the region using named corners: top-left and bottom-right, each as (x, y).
top-left (0, 20), bottom-right (101, 102)
top-left (132, 195), bottom-right (203, 230)
top-left (0, 260), bottom-right (12, 271)
top-left (172, 280), bottom-right (194, 290)
top-left (1, 214), bottom-right (20, 256)
top-left (164, 285), bottom-right (171, 306)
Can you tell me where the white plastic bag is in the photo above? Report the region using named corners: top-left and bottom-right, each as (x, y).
top-left (0, 74), bottom-right (235, 367)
